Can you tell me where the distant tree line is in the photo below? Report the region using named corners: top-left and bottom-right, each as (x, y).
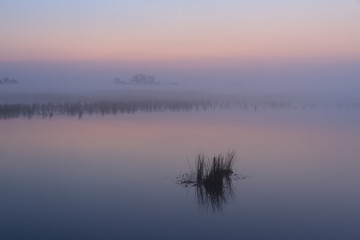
top-left (0, 77), bottom-right (18, 85)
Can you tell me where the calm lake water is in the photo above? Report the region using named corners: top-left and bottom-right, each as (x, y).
top-left (1, 107), bottom-right (360, 240)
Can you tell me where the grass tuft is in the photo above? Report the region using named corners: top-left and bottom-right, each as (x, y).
top-left (178, 151), bottom-right (236, 212)
top-left (195, 151), bottom-right (235, 187)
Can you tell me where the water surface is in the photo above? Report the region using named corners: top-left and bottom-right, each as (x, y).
top-left (1, 108), bottom-right (360, 239)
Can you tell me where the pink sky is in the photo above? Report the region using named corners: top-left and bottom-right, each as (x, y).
top-left (1, 1), bottom-right (360, 62)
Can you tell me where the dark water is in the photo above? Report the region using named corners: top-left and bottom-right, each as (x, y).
top-left (1, 108), bottom-right (360, 239)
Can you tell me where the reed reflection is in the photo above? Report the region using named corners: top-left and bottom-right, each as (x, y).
top-left (195, 170), bottom-right (235, 212)
top-left (179, 152), bottom-right (239, 213)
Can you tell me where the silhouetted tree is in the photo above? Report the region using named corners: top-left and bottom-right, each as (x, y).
top-left (130, 74), bottom-right (157, 85)
top-left (0, 77), bottom-right (18, 85)
top-left (113, 77), bottom-right (127, 84)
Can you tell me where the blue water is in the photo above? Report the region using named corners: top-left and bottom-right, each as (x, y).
top-left (1, 108), bottom-right (360, 239)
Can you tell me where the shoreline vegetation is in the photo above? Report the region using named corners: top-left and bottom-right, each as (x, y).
top-left (0, 100), bottom-right (214, 119)
top-left (178, 151), bottom-right (246, 212)
top-left (1, 99), bottom-right (359, 120)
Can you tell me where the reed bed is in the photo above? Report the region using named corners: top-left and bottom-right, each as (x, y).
top-left (0, 100), bottom-right (214, 119)
top-left (178, 151), bottom-right (236, 211)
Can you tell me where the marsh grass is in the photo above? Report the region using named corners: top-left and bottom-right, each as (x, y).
top-left (0, 99), bottom-right (344, 120)
top-left (195, 151), bottom-right (235, 186)
top-left (0, 100), bottom-right (214, 119)
top-left (178, 151), bottom-right (236, 212)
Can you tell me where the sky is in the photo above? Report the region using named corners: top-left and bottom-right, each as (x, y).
top-left (0, 0), bottom-right (360, 96)
top-left (1, 0), bottom-right (360, 62)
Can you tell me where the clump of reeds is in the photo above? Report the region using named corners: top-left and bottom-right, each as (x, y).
top-left (195, 151), bottom-right (235, 186)
top-left (178, 151), bottom-right (235, 186)
top-left (177, 151), bottom-right (236, 212)
top-left (196, 151), bottom-right (235, 212)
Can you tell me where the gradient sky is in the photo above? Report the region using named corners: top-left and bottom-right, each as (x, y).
top-left (1, 0), bottom-right (360, 62)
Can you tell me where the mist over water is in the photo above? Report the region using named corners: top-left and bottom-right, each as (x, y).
top-left (1, 60), bottom-right (359, 101)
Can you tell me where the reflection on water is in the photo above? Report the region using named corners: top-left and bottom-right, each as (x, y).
top-left (195, 173), bottom-right (235, 212)
top-left (181, 172), bottom-right (248, 212)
